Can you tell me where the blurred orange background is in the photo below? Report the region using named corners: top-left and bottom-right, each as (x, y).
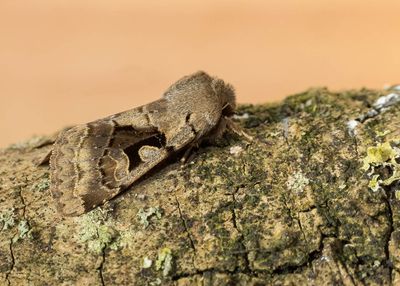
top-left (1, 0), bottom-right (400, 147)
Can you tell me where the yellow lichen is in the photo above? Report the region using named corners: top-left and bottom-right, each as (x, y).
top-left (368, 175), bottom-right (380, 192)
top-left (362, 142), bottom-right (398, 171)
top-left (363, 140), bottom-right (400, 195)
top-left (376, 130), bottom-right (391, 137)
top-left (156, 247), bottom-right (173, 276)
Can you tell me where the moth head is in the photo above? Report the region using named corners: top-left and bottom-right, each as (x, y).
top-left (211, 77), bottom-right (236, 117)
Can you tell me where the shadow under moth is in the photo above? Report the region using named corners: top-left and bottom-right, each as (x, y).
top-left (48, 71), bottom-right (242, 216)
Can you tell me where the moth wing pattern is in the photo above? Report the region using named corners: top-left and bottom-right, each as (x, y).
top-left (50, 71), bottom-right (236, 216)
top-left (50, 104), bottom-right (167, 216)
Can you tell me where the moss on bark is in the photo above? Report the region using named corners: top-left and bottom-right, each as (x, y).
top-left (1, 87), bottom-right (400, 285)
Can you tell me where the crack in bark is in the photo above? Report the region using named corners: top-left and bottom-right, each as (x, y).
top-left (230, 188), bottom-right (251, 273)
top-left (341, 258), bottom-right (359, 286)
top-left (4, 239), bottom-right (15, 286)
top-left (96, 229), bottom-right (106, 286)
top-left (98, 250), bottom-right (106, 286)
top-left (382, 186), bottom-right (394, 286)
top-left (171, 235), bottom-right (355, 282)
top-left (4, 186), bottom-right (29, 285)
top-left (172, 260), bottom-right (261, 282)
top-left (296, 215), bottom-right (308, 245)
top-left (347, 93), bottom-right (399, 156)
top-left (172, 267), bottom-right (243, 281)
top-left (173, 193), bottom-right (198, 272)
top-left (331, 239), bottom-right (359, 286)
top-left (278, 197), bottom-right (327, 276)
top-left (18, 187), bottom-right (29, 227)
top-left (174, 195), bottom-right (196, 254)
top-left (272, 234), bottom-right (325, 276)
top-left (334, 259), bottom-right (357, 286)
top-left (353, 93), bottom-right (400, 125)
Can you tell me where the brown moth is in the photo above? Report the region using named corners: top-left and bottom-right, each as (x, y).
top-left (49, 71), bottom-right (239, 216)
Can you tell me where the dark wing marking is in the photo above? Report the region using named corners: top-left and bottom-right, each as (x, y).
top-left (50, 121), bottom-right (115, 216)
top-left (50, 119), bottom-right (174, 216)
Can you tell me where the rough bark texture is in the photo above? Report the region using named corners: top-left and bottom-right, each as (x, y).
top-left (1, 88), bottom-right (400, 286)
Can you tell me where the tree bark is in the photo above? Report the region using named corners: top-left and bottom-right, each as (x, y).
top-left (1, 88), bottom-right (400, 285)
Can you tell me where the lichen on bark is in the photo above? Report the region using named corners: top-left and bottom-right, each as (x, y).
top-left (0, 87), bottom-right (400, 285)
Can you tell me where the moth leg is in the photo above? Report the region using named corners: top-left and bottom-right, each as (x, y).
top-left (180, 142), bottom-right (199, 164)
top-left (200, 116), bottom-right (249, 146)
top-left (225, 117), bottom-right (254, 143)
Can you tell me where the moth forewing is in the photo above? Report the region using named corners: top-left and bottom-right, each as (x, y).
top-left (50, 71), bottom-right (236, 216)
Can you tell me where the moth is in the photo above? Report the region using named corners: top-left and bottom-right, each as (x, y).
top-left (47, 71), bottom-right (245, 216)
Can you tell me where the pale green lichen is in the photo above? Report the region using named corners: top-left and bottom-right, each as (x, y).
top-left (34, 179), bottom-right (50, 192)
top-left (287, 171), bottom-right (310, 193)
top-left (368, 175), bottom-right (381, 192)
top-left (376, 130), bottom-right (391, 137)
top-left (156, 247), bottom-right (173, 277)
top-left (89, 225), bottom-right (116, 254)
top-left (76, 206), bottom-right (136, 252)
top-left (0, 208), bottom-right (16, 231)
top-left (77, 209), bottom-right (118, 254)
top-left (137, 207), bottom-right (162, 229)
top-left (12, 220), bottom-right (32, 242)
top-left (108, 227), bottom-right (136, 250)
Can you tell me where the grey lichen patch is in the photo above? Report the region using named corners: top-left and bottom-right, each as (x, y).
top-left (287, 171), bottom-right (310, 193)
top-left (346, 91), bottom-right (400, 138)
top-left (0, 208), bottom-right (16, 231)
top-left (137, 206), bottom-right (163, 229)
top-left (229, 145), bottom-right (244, 157)
top-left (373, 92), bottom-right (400, 109)
top-left (362, 140), bottom-right (400, 193)
top-left (77, 209), bottom-right (118, 254)
top-left (156, 247), bottom-right (173, 277)
top-left (109, 227), bottom-right (137, 251)
top-left (142, 256), bottom-right (153, 269)
top-left (12, 220), bottom-right (32, 242)
top-left (33, 178), bottom-right (50, 192)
